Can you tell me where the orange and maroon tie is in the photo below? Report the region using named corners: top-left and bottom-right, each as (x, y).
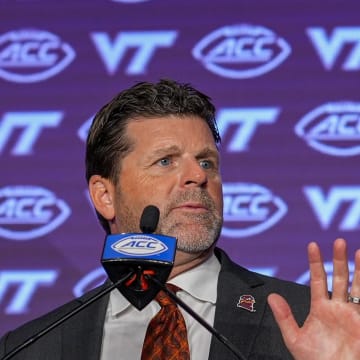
top-left (141, 284), bottom-right (190, 360)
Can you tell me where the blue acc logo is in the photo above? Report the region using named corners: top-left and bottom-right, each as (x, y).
top-left (192, 24), bottom-right (291, 79)
top-left (0, 29), bottom-right (75, 83)
top-left (295, 102), bottom-right (360, 156)
top-left (222, 183), bottom-right (287, 237)
top-left (0, 186), bottom-right (71, 240)
top-left (112, 235), bottom-right (168, 256)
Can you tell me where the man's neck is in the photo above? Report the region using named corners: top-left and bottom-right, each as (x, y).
top-left (168, 246), bottom-right (214, 279)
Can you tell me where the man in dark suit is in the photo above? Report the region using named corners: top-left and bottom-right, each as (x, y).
top-left (1, 79), bottom-right (359, 359)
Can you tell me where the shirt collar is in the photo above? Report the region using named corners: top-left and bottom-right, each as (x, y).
top-left (109, 252), bottom-right (220, 316)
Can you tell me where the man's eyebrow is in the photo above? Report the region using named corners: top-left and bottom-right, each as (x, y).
top-left (196, 147), bottom-right (219, 160)
top-left (146, 145), bottom-right (181, 159)
top-left (144, 145), bottom-right (219, 162)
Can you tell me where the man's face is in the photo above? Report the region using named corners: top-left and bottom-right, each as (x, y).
top-left (111, 115), bottom-right (223, 254)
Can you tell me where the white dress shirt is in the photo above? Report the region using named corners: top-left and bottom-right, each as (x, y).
top-left (100, 253), bottom-right (221, 360)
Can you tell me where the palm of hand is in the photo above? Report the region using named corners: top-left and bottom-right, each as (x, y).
top-left (289, 298), bottom-right (360, 360)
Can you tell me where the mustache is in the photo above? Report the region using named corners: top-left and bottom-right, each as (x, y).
top-left (163, 189), bottom-right (217, 215)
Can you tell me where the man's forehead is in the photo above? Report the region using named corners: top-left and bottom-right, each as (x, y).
top-left (126, 115), bottom-right (214, 138)
top-left (124, 117), bottom-right (218, 156)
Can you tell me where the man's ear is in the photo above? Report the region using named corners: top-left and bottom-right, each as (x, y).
top-left (88, 175), bottom-right (115, 220)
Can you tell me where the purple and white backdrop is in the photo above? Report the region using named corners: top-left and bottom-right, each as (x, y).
top-left (1, 0), bottom-right (359, 336)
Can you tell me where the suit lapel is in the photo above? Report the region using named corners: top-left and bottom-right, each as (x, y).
top-left (209, 248), bottom-right (267, 360)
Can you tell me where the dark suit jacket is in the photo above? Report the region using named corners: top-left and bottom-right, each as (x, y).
top-left (0, 248), bottom-right (311, 359)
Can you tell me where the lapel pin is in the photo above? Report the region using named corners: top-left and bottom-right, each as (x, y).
top-left (237, 294), bottom-right (256, 312)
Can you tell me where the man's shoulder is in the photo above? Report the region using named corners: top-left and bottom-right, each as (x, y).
top-left (215, 247), bottom-right (311, 300)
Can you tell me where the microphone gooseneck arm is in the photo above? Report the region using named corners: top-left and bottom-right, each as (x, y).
top-left (146, 275), bottom-right (247, 360)
top-left (1, 272), bottom-right (133, 360)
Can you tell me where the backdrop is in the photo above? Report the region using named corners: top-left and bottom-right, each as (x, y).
top-left (1, 0), bottom-right (359, 336)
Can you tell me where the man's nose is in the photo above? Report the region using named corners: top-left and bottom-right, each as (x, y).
top-left (179, 158), bottom-right (208, 187)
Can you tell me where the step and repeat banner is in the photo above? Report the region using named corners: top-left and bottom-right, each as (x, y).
top-left (1, 0), bottom-right (360, 336)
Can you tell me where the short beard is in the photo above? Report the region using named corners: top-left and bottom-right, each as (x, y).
top-left (164, 217), bottom-right (222, 253)
top-left (157, 190), bottom-right (223, 254)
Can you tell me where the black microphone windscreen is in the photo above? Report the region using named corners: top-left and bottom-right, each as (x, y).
top-left (139, 205), bottom-right (160, 233)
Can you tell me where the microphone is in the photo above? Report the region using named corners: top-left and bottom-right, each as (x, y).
top-left (139, 204), bottom-right (160, 233)
top-left (101, 205), bottom-right (177, 310)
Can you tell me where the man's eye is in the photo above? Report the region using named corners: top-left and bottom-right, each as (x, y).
top-left (158, 158), bottom-right (171, 166)
top-left (199, 160), bottom-right (212, 169)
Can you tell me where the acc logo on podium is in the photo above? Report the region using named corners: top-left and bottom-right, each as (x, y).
top-left (112, 235), bottom-right (168, 256)
top-left (0, 185), bottom-right (71, 240)
top-left (222, 183), bottom-right (287, 237)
